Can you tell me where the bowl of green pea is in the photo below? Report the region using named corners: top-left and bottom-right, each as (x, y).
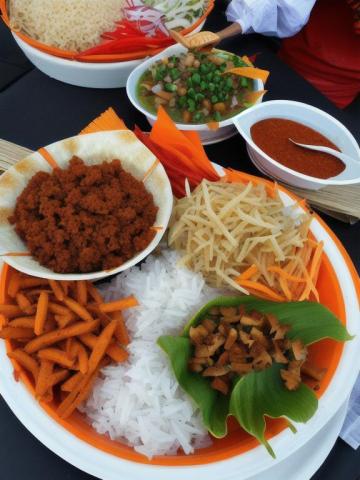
top-left (126, 44), bottom-right (265, 145)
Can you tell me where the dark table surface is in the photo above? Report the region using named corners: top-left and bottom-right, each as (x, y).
top-left (0, 4), bottom-right (359, 480)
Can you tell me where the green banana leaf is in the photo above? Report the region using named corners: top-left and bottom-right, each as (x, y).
top-left (158, 296), bottom-right (352, 456)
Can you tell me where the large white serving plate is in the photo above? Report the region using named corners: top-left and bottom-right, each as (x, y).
top-left (0, 181), bottom-right (359, 480)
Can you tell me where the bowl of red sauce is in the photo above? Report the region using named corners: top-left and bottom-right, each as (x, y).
top-left (233, 100), bottom-right (360, 190)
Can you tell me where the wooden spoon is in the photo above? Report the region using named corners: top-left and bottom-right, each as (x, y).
top-left (169, 29), bottom-right (220, 50)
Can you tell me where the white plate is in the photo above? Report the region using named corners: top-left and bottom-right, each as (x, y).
top-left (0, 179), bottom-right (359, 480)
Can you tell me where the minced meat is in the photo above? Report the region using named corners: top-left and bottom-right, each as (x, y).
top-left (9, 157), bottom-right (158, 273)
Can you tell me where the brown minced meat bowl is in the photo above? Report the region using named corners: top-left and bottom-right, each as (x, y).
top-left (9, 157), bottom-right (158, 273)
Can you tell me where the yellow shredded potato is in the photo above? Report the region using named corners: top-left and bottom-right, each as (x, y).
top-left (168, 179), bottom-right (315, 299)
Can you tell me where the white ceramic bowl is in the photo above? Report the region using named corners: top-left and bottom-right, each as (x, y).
top-left (233, 100), bottom-right (360, 190)
top-left (126, 44), bottom-right (264, 145)
top-left (0, 186), bottom-right (359, 479)
top-left (12, 21), bottom-right (206, 89)
top-left (0, 130), bottom-right (173, 281)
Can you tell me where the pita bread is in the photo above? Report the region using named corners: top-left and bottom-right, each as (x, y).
top-left (0, 130), bottom-right (173, 280)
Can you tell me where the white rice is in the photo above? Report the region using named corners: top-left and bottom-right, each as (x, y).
top-left (82, 249), bottom-right (218, 458)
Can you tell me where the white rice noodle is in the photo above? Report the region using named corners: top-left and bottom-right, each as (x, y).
top-left (82, 249), bottom-right (217, 459)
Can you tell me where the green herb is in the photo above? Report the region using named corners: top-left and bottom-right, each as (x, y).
top-left (164, 83), bottom-right (177, 92)
top-left (158, 296), bottom-right (351, 457)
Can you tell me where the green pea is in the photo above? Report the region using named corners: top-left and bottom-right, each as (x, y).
top-left (211, 95), bottom-right (218, 104)
top-left (178, 96), bottom-right (187, 108)
top-left (186, 78), bottom-right (193, 88)
top-left (200, 81), bottom-right (207, 91)
top-left (187, 87), bottom-right (196, 99)
top-left (208, 82), bottom-right (215, 92)
top-left (214, 111), bottom-right (222, 121)
top-left (187, 98), bottom-right (196, 110)
top-left (241, 77), bottom-right (249, 88)
top-left (196, 93), bottom-right (205, 102)
top-left (193, 112), bottom-right (204, 123)
top-left (164, 83), bottom-right (177, 92)
top-left (206, 72), bottom-right (213, 81)
top-left (213, 76), bottom-right (221, 84)
top-left (200, 64), bottom-right (208, 74)
top-left (226, 77), bottom-right (233, 88)
top-left (170, 68), bottom-right (180, 80)
top-left (191, 73), bottom-right (201, 84)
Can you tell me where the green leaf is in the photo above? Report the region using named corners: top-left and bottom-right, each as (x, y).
top-left (158, 296), bottom-right (352, 456)
top-left (157, 335), bottom-right (229, 437)
top-left (229, 364), bottom-right (318, 457)
top-left (183, 296), bottom-right (352, 346)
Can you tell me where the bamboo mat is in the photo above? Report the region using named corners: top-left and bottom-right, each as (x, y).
top-left (0, 138), bottom-right (359, 223)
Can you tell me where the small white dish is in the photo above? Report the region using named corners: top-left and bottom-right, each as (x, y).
top-left (0, 130), bottom-right (173, 281)
top-left (233, 100), bottom-right (360, 190)
top-left (126, 43), bottom-right (264, 145)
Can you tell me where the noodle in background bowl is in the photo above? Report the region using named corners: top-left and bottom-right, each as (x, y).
top-left (0, 170), bottom-right (359, 480)
top-left (0, 0), bottom-right (214, 88)
top-left (0, 130), bottom-right (173, 281)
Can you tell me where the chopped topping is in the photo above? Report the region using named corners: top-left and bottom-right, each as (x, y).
top-left (211, 377), bottom-right (229, 395)
top-left (281, 360), bottom-right (302, 391)
top-left (188, 305), bottom-right (325, 394)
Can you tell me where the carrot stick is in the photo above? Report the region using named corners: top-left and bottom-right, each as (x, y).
top-left (8, 349), bottom-right (39, 381)
top-left (20, 278), bottom-right (48, 289)
top-left (63, 297), bottom-right (93, 322)
top-left (61, 281), bottom-right (71, 297)
top-left (59, 370), bottom-right (98, 419)
top-left (88, 320), bottom-right (117, 373)
top-left (224, 66), bottom-right (270, 84)
top-left (235, 279), bottom-right (286, 302)
top-left (48, 302), bottom-right (72, 316)
top-left (7, 271), bottom-right (21, 298)
top-left (239, 264), bottom-right (258, 281)
top-left (299, 241), bottom-right (323, 302)
top-left (279, 275), bottom-right (292, 301)
top-left (54, 314), bottom-right (75, 329)
top-left (49, 280), bottom-right (65, 302)
top-left (86, 282), bottom-right (104, 304)
top-left (76, 281), bottom-right (87, 306)
top-left (0, 327), bottom-right (35, 340)
top-left (57, 368), bottom-right (97, 419)
top-left (9, 317), bottom-right (35, 329)
top-left (80, 333), bottom-right (128, 363)
top-left (41, 388), bottom-right (54, 404)
top-left (268, 266), bottom-right (306, 283)
top-left (76, 343), bottom-right (89, 374)
top-left (48, 369), bottom-right (70, 387)
top-left (61, 371), bottom-right (83, 392)
top-left (34, 291), bottom-right (49, 336)
top-left (24, 319), bottom-right (100, 354)
top-left (15, 292), bottom-right (34, 314)
top-left (0, 305), bottom-right (23, 318)
top-left (38, 348), bottom-right (74, 369)
top-left (66, 337), bottom-right (76, 358)
top-left (111, 311), bottom-right (130, 346)
top-left (98, 296), bottom-right (138, 313)
top-left (35, 359), bottom-right (53, 398)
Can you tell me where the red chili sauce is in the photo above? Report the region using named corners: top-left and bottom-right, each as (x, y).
top-left (250, 118), bottom-right (345, 179)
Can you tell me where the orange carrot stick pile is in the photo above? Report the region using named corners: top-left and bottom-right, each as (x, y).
top-left (0, 271), bottom-right (136, 418)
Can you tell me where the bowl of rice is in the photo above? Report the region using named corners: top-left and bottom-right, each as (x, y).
top-left (0, 0), bottom-right (214, 88)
